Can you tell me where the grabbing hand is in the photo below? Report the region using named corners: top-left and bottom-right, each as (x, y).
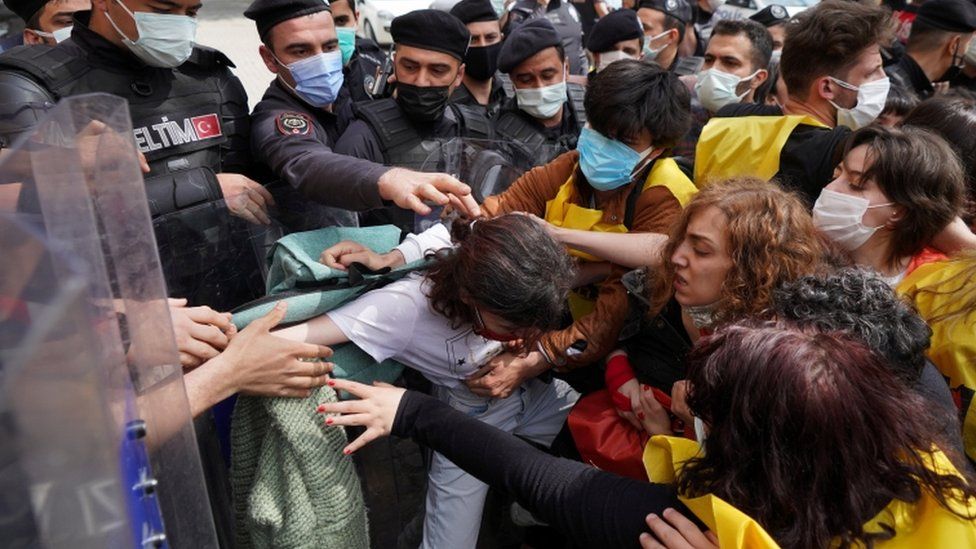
top-left (168, 297), bottom-right (234, 369)
top-left (670, 380), bottom-right (693, 426)
top-left (377, 168), bottom-right (481, 218)
top-left (217, 302), bottom-right (334, 398)
top-left (319, 240), bottom-right (404, 271)
top-left (316, 378), bottom-right (407, 454)
top-left (640, 508), bottom-right (718, 549)
top-left (217, 172), bottom-right (275, 226)
top-left (634, 384), bottom-right (673, 436)
top-left (466, 351), bottom-right (548, 398)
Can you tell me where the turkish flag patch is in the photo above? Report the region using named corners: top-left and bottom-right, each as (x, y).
top-left (276, 112), bottom-right (312, 136)
top-left (191, 114), bottom-right (222, 139)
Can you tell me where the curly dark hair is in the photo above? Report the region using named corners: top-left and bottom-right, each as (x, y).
top-left (679, 322), bottom-right (976, 549)
top-left (773, 268), bottom-right (932, 383)
top-left (650, 177), bottom-right (828, 325)
top-left (424, 214), bottom-right (575, 344)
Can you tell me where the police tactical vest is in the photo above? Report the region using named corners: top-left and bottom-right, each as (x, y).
top-left (493, 82), bottom-right (586, 160)
top-left (352, 97), bottom-right (493, 171)
top-left (0, 43), bottom-right (248, 183)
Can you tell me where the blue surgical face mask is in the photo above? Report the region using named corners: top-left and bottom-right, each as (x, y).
top-left (577, 126), bottom-right (656, 191)
top-left (274, 50), bottom-right (345, 107)
top-left (336, 26), bottom-right (357, 66)
top-left (641, 30), bottom-right (671, 62)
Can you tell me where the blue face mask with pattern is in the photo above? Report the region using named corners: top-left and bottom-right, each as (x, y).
top-left (577, 127), bottom-right (656, 191)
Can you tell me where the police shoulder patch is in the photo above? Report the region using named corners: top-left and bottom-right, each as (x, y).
top-left (276, 112), bottom-right (313, 136)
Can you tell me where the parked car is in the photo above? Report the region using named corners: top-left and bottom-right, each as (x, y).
top-left (359, 0), bottom-right (435, 45)
top-left (712, 0), bottom-right (816, 21)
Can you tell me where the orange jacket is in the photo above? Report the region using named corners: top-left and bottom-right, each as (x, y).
top-left (483, 151), bottom-right (683, 368)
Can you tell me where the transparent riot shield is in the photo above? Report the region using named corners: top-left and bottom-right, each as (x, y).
top-left (413, 138), bottom-right (563, 233)
top-left (0, 93), bottom-right (219, 548)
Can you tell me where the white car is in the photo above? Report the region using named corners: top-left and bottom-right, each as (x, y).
top-left (712, 0), bottom-right (817, 21)
top-left (359, 0), bottom-right (436, 45)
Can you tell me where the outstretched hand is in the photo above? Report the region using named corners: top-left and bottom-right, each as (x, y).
top-left (317, 378), bottom-right (407, 454)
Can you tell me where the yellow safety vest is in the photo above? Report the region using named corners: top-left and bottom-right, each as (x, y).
top-left (543, 158), bottom-right (697, 319)
top-left (694, 115), bottom-right (829, 186)
top-left (643, 436), bottom-right (976, 548)
top-left (897, 260), bottom-right (976, 463)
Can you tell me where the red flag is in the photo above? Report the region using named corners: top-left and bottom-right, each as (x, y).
top-left (191, 114), bottom-right (222, 139)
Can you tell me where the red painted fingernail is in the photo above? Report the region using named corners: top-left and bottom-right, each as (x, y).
top-left (643, 385), bottom-right (650, 391)
top-left (316, 405), bottom-right (325, 412)
top-left (638, 412), bottom-right (645, 420)
top-left (325, 417), bottom-right (333, 425)
top-left (327, 379), bottom-right (336, 387)
top-left (343, 448), bottom-right (351, 455)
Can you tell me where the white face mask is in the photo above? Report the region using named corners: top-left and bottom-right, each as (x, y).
top-left (515, 78), bottom-right (567, 119)
top-left (695, 68), bottom-right (760, 113)
top-left (641, 30), bottom-right (671, 61)
top-left (770, 49), bottom-right (782, 65)
top-left (694, 416), bottom-right (708, 444)
top-left (827, 76), bottom-right (890, 130)
top-left (105, 0), bottom-right (198, 68)
top-left (32, 25), bottom-right (73, 43)
top-left (596, 49), bottom-right (635, 72)
top-left (812, 189), bottom-right (895, 251)
top-left (705, 0), bottom-right (725, 12)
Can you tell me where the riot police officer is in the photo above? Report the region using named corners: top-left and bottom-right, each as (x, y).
top-left (5, 0), bottom-right (90, 49)
top-left (637, 0), bottom-right (702, 76)
top-left (0, 0), bottom-right (271, 311)
top-left (502, 0), bottom-right (588, 75)
top-left (246, 0), bottom-right (361, 232)
top-left (449, 0), bottom-right (509, 114)
top-left (493, 18), bottom-right (586, 161)
top-left (335, 9), bottom-right (493, 234)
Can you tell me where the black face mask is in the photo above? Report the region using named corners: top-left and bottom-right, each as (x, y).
top-left (940, 41), bottom-right (965, 83)
top-left (396, 81), bottom-right (452, 123)
top-left (464, 42), bottom-right (502, 82)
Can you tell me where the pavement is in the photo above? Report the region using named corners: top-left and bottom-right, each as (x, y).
top-left (197, 0), bottom-right (273, 110)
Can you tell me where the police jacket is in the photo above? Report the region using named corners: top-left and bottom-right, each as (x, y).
top-left (251, 80), bottom-right (374, 231)
top-left (886, 53), bottom-right (935, 101)
top-left (0, 12), bottom-right (249, 216)
top-left (0, 12), bottom-right (260, 309)
top-left (449, 78), bottom-right (509, 117)
top-left (493, 82), bottom-right (586, 161)
top-left (335, 97), bottom-right (493, 169)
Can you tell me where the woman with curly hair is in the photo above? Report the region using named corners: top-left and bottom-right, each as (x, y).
top-left (568, 177), bottom-right (829, 479)
top-left (274, 214), bottom-right (580, 549)
top-left (318, 321), bottom-right (976, 548)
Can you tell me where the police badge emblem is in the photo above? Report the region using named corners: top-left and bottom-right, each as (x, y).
top-left (276, 112), bottom-right (312, 136)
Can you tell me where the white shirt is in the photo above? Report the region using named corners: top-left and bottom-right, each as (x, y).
top-left (328, 274), bottom-right (504, 389)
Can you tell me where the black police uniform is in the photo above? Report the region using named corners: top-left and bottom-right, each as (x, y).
top-left (335, 97), bottom-right (492, 232)
top-left (449, 78), bottom-right (509, 115)
top-left (251, 80), bottom-right (365, 232)
top-left (505, 0), bottom-right (588, 75)
top-left (0, 12), bottom-right (261, 311)
top-left (886, 54), bottom-right (935, 100)
top-left (493, 86), bottom-right (587, 158)
top-left (345, 35), bottom-right (387, 102)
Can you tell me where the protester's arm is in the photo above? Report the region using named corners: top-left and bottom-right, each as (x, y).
top-left (183, 303), bottom-right (334, 418)
top-left (320, 379), bottom-right (687, 548)
top-left (931, 217), bottom-right (976, 254)
top-left (550, 228), bottom-right (669, 269)
top-left (319, 222), bottom-right (453, 270)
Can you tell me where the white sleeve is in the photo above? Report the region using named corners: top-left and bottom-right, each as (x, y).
top-left (328, 280), bottom-right (422, 363)
top-left (393, 222), bottom-right (454, 264)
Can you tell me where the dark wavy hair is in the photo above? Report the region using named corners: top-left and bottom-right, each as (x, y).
top-left (424, 214), bottom-right (575, 344)
top-left (773, 268), bottom-right (932, 383)
top-left (585, 59), bottom-right (692, 149)
top-left (650, 177), bottom-right (827, 325)
top-left (843, 125), bottom-right (965, 268)
top-left (678, 322), bottom-right (976, 549)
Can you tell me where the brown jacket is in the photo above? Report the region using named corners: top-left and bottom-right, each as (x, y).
top-left (482, 150), bottom-right (682, 368)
